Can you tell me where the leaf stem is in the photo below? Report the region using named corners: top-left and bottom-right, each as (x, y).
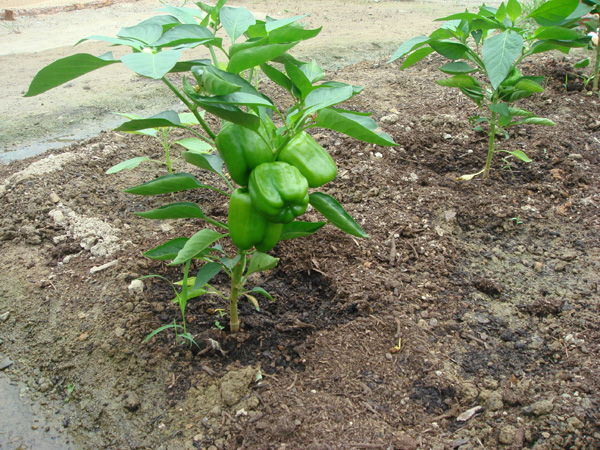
top-left (484, 108), bottom-right (497, 179)
top-left (162, 129), bottom-right (173, 173)
top-left (228, 249), bottom-right (247, 333)
top-left (209, 45), bottom-right (220, 67)
top-left (180, 259), bottom-right (192, 336)
top-left (593, 34), bottom-right (600, 92)
top-left (161, 76), bottom-right (217, 140)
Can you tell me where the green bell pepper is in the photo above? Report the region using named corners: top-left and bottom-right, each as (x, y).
top-left (501, 67), bottom-right (522, 87)
top-left (215, 121), bottom-right (274, 186)
top-left (277, 132), bottom-right (337, 188)
top-left (228, 188), bottom-right (283, 252)
top-left (248, 162), bottom-right (309, 223)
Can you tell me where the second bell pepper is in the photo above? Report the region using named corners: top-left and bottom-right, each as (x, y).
top-left (215, 121), bottom-right (274, 186)
top-left (277, 132), bottom-right (337, 188)
top-left (248, 161), bottom-right (309, 223)
top-left (228, 188), bottom-right (283, 252)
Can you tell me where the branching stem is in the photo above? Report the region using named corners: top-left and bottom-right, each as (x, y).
top-left (228, 249), bottom-right (247, 333)
top-left (161, 76), bottom-right (217, 140)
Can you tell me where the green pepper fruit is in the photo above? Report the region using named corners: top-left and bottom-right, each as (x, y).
top-left (277, 132), bottom-right (337, 188)
top-left (248, 162), bottom-right (309, 223)
top-left (215, 122), bottom-right (274, 186)
top-left (501, 67), bottom-right (522, 87)
top-left (228, 188), bottom-right (283, 251)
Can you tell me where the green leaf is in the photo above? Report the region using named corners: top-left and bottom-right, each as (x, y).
top-left (157, 5), bottom-right (204, 23)
top-left (430, 40), bottom-right (470, 60)
top-left (175, 138), bottom-right (213, 153)
top-left (439, 61), bottom-right (477, 74)
top-left (389, 36), bottom-right (430, 62)
top-left (299, 84), bottom-right (355, 120)
top-left (220, 255), bottom-right (241, 270)
top-left (534, 26), bottom-right (584, 41)
top-left (246, 252), bottom-right (279, 276)
top-left (574, 58), bottom-right (590, 68)
top-left (514, 78), bottom-right (545, 93)
top-left (401, 47), bottom-right (435, 69)
top-left (500, 149), bottom-right (532, 162)
top-left (191, 262), bottom-right (222, 291)
top-left (182, 152), bottom-right (224, 176)
top-left (106, 156), bottom-right (151, 174)
top-left (117, 22), bottom-right (163, 44)
top-left (247, 286), bottom-right (273, 301)
top-left (508, 107), bottom-right (533, 116)
top-left (144, 237), bottom-right (189, 260)
top-left (316, 108), bottom-right (396, 146)
top-left (121, 49), bottom-right (182, 79)
top-left (299, 60), bottom-right (325, 83)
top-left (260, 63), bottom-right (293, 92)
top-left (436, 74), bottom-right (480, 89)
top-left (196, 103), bottom-right (261, 130)
top-left (490, 103), bottom-right (510, 116)
top-left (220, 6), bottom-right (256, 42)
top-left (482, 30), bottom-right (524, 90)
top-left (309, 192), bottom-right (368, 238)
top-left (171, 58), bottom-right (213, 73)
top-left (136, 202), bottom-right (210, 220)
top-left (194, 92), bottom-right (275, 108)
top-left (506, 0), bottom-right (522, 23)
top-left (495, 3), bottom-right (507, 23)
top-left (195, 66), bottom-right (242, 95)
top-left (170, 229), bottom-right (225, 265)
top-left (193, 63), bottom-right (262, 95)
top-left (227, 42), bottom-right (297, 74)
top-left (269, 26), bottom-right (322, 44)
top-left (285, 59), bottom-right (313, 99)
top-left (124, 173), bottom-right (209, 195)
top-left (435, 12), bottom-right (490, 21)
top-left (527, 0), bottom-right (579, 26)
top-left (151, 24), bottom-right (219, 49)
top-left (114, 110), bottom-right (182, 132)
top-left (76, 35), bottom-right (144, 49)
top-left (143, 323), bottom-right (182, 343)
top-left (513, 117), bottom-right (555, 126)
top-left (25, 53), bottom-right (118, 97)
top-left (265, 14), bottom-right (308, 32)
top-left (280, 221), bottom-right (326, 240)
top-left (213, 0), bottom-right (228, 20)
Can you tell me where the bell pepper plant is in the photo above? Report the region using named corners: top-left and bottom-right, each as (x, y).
top-left (390, 0), bottom-right (593, 180)
top-left (580, 1), bottom-right (600, 92)
top-left (25, 0), bottom-right (396, 338)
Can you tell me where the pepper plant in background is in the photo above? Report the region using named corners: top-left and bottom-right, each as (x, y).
top-left (106, 112), bottom-right (212, 175)
top-left (390, 0), bottom-right (592, 180)
top-left (580, 1), bottom-right (600, 92)
top-left (25, 1), bottom-right (395, 336)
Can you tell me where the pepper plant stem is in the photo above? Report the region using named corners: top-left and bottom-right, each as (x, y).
top-left (161, 76), bottom-right (217, 140)
top-left (228, 249), bottom-right (247, 333)
top-left (180, 259), bottom-right (192, 336)
top-left (593, 35), bottom-right (600, 92)
top-left (483, 109), bottom-right (497, 180)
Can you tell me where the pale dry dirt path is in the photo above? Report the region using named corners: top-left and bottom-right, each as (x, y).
top-left (0, 0), bottom-right (499, 162)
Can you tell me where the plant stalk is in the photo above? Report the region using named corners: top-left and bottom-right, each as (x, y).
top-left (161, 76), bottom-right (217, 140)
top-left (228, 249), bottom-right (247, 333)
top-left (180, 259), bottom-right (192, 336)
top-left (593, 35), bottom-right (600, 92)
top-left (162, 130), bottom-right (173, 174)
top-left (483, 109), bottom-right (497, 179)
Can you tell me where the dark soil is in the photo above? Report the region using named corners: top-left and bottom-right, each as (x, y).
top-left (1, 52), bottom-right (599, 450)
